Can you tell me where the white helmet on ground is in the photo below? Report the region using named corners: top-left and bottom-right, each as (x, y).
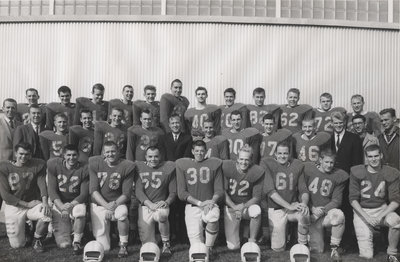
top-left (189, 242), bottom-right (209, 262)
top-left (290, 244), bottom-right (310, 262)
top-left (139, 242), bottom-right (160, 262)
top-left (83, 241), bottom-right (104, 262)
top-left (240, 241), bottom-right (261, 262)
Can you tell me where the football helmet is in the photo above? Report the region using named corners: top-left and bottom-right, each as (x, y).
top-left (240, 241), bottom-right (260, 262)
top-left (189, 242), bottom-right (209, 262)
top-left (139, 242), bottom-right (160, 262)
top-left (290, 244), bottom-right (310, 262)
top-left (83, 241), bottom-right (104, 262)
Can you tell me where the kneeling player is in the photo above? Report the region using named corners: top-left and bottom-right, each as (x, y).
top-left (303, 149), bottom-right (348, 261)
top-left (260, 141), bottom-right (310, 251)
top-left (223, 144), bottom-right (264, 250)
top-left (47, 144), bottom-right (89, 254)
top-left (176, 140), bottom-right (224, 257)
top-left (89, 141), bottom-right (135, 257)
top-left (350, 144), bottom-right (400, 261)
top-left (136, 146), bottom-right (176, 256)
top-left (0, 142), bottom-right (51, 252)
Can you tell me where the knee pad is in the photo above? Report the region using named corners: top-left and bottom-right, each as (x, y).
top-left (154, 208), bottom-right (169, 223)
top-left (385, 212), bottom-right (400, 228)
top-left (114, 205), bottom-right (128, 221)
top-left (202, 206), bottom-right (220, 223)
top-left (329, 209), bottom-right (345, 226)
top-left (72, 204), bottom-right (86, 218)
top-left (248, 205), bottom-right (261, 218)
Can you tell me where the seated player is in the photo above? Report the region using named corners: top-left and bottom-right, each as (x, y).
top-left (108, 85), bottom-right (134, 127)
top-left (47, 144), bottom-right (89, 254)
top-left (39, 113), bottom-right (69, 160)
top-left (133, 85), bottom-right (161, 127)
top-left (349, 144), bottom-right (400, 261)
top-left (220, 88), bottom-right (249, 131)
top-left (303, 148), bottom-right (348, 261)
top-left (176, 140), bottom-right (224, 257)
top-left (0, 142), bottom-right (51, 252)
top-left (46, 85), bottom-right (76, 130)
top-left (313, 93), bottom-right (346, 133)
top-left (74, 83), bottom-right (109, 125)
top-left (202, 119), bottom-right (229, 160)
top-left (136, 147), bottom-right (176, 256)
top-left (89, 141), bottom-right (135, 257)
top-left (260, 141), bottom-right (310, 251)
top-left (223, 145), bottom-right (264, 250)
top-left (69, 109), bottom-right (94, 164)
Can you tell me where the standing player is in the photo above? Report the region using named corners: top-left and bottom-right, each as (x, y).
top-left (0, 142), bottom-right (50, 251)
top-left (303, 149), bottom-right (348, 260)
top-left (313, 93), bottom-right (346, 133)
top-left (69, 109), bottom-right (94, 164)
top-left (202, 120), bottom-right (229, 160)
top-left (108, 85), bottom-right (134, 127)
top-left (46, 86), bottom-right (76, 130)
top-left (176, 140), bottom-right (224, 256)
top-left (39, 113), bottom-right (69, 160)
top-left (136, 147), bottom-right (176, 255)
top-left (47, 144), bottom-right (89, 254)
top-left (280, 88), bottom-right (313, 133)
top-left (133, 85), bottom-right (161, 128)
top-left (223, 145), bottom-right (264, 250)
top-left (89, 141), bottom-right (135, 257)
top-left (378, 108), bottom-right (399, 170)
top-left (185, 86), bottom-right (221, 135)
top-left (246, 87), bottom-right (281, 132)
top-left (260, 141), bottom-right (310, 251)
top-left (219, 88), bottom-right (249, 131)
top-left (347, 94), bottom-right (382, 136)
top-left (349, 144), bottom-right (400, 261)
top-left (16, 88), bottom-right (46, 125)
top-left (74, 83), bottom-right (109, 125)
top-left (222, 110), bottom-right (262, 164)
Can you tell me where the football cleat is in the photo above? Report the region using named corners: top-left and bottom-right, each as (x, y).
top-left (83, 241), bottom-right (104, 262)
top-left (118, 242), bottom-right (128, 258)
top-left (330, 246), bottom-right (341, 262)
top-left (241, 242), bottom-right (260, 262)
top-left (388, 255), bottom-right (400, 262)
top-left (290, 244), bottom-right (310, 262)
top-left (139, 242), bottom-right (160, 262)
top-left (73, 241), bottom-right (83, 255)
top-left (33, 238), bottom-right (44, 253)
top-left (161, 241), bottom-right (172, 257)
top-left (189, 242), bottom-right (209, 262)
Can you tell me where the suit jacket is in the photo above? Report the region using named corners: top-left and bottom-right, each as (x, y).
top-left (160, 132), bottom-right (193, 161)
top-left (0, 113), bottom-right (21, 160)
top-left (331, 131), bottom-right (363, 173)
top-left (13, 123), bottom-right (45, 159)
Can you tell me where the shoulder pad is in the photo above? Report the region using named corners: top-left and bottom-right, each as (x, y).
top-left (161, 161), bottom-right (176, 173)
top-left (248, 165), bottom-right (265, 181)
top-left (291, 159), bottom-right (305, 169)
top-left (278, 128), bottom-right (292, 137)
top-left (334, 169), bottom-right (350, 183)
top-left (316, 131), bottom-right (331, 141)
top-left (350, 165), bottom-right (367, 179)
top-left (206, 157), bottom-right (223, 168)
top-left (175, 158), bottom-right (192, 168)
top-left (222, 160), bottom-right (236, 176)
top-left (244, 127), bottom-right (260, 136)
top-left (382, 166), bottom-right (400, 183)
top-left (303, 162), bottom-right (317, 174)
top-left (214, 135), bottom-right (227, 143)
top-left (31, 158), bottom-right (46, 169)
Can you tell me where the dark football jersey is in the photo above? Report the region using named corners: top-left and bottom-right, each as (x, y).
top-left (39, 130), bottom-right (69, 161)
top-left (220, 103), bottom-right (250, 131)
top-left (347, 111), bottom-right (382, 136)
top-left (126, 126), bottom-right (164, 161)
top-left (47, 158), bottom-right (89, 203)
top-left (303, 162), bottom-right (348, 211)
top-left (69, 125), bottom-right (94, 164)
top-left (135, 161), bottom-right (176, 204)
top-left (313, 107), bottom-right (346, 133)
top-left (185, 105), bottom-right (222, 135)
top-left (46, 102), bottom-right (76, 130)
top-left (159, 93), bottom-right (190, 133)
top-left (279, 104), bottom-right (313, 133)
top-left (108, 99), bottom-right (133, 127)
top-left (0, 158), bottom-right (46, 206)
top-left (222, 127), bottom-right (262, 163)
top-left (89, 156), bottom-right (135, 202)
top-left (293, 132), bottom-right (331, 163)
top-left (132, 100), bottom-right (160, 128)
top-left (247, 104), bottom-right (281, 132)
top-left (222, 160), bottom-right (264, 204)
top-left (349, 165), bottom-right (400, 208)
top-left (93, 121), bottom-right (127, 157)
top-left (74, 97), bottom-right (109, 125)
top-left (176, 157), bottom-right (223, 202)
top-left (261, 157), bottom-right (306, 209)
top-left (205, 135), bottom-right (229, 160)
top-left (260, 129), bottom-right (292, 158)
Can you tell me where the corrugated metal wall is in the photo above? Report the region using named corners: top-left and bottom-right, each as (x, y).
top-left (0, 22), bottom-right (398, 113)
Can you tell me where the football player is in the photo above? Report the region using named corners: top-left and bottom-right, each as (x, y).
top-left (16, 88), bottom-right (46, 125)
top-left (223, 144), bottom-right (264, 250)
top-left (46, 85), bottom-right (76, 130)
top-left (185, 86), bottom-right (222, 135)
top-left (136, 147), bottom-right (176, 255)
top-left (303, 148), bottom-right (348, 261)
top-left (280, 88), bottom-right (313, 133)
top-left (108, 85), bottom-right (134, 127)
top-left (176, 140), bottom-right (224, 257)
top-left (69, 109), bottom-right (94, 164)
top-left (220, 88), bottom-right (249, 131)
top-left (89, 141), bottom-right (135, 257)
top-left (0, 142), bottom-right (50, 252)
top-left (261, 141), bottom-right (310, 251)
top-left (133, 85), bottom-right (161, 128)
top-left (222, 110), bottom-right (261, 164)
top-left (347, 94), bottom-right (382, 136)
top-left (47, 144), bottom-right (89, 254)
top-left (202, 119), bottom-right (229, 160)
top-left (349, 144), bottom-right (400, 261)
top-left (39, 113), bottom-right (69, 160)
top-left (313, 93), bottom-right (346, 133)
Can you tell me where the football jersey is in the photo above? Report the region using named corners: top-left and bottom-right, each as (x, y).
top-left (126, 126), bottom-right (164, 161)
top-left (159, 93), bottom-right (190, 133)
top-left (303, 162), bottom-right (348, 211)
top-left (132, 100), bottom-right (160, 128)
top-left (108, 99), bottom-right (133, 127)
top-left (74, 97), bottom-right (109, 125)
top-left (47, 157), bottom-right (89, 203)
top-left (349, 165), bottom-right (400, 208)
top-left (313, 107), bottom-right (346, 133)
top-left (222, 127), bottom-right (262, 163)
top-left (260, 129), bottom-right (292, 158)
top-left (176, 157), bottom-right (223, 202)
top-left (93, 121), bottom-right (127, 157)
top-left (16, 103), bottom-right (47, 125)
top-left (184, 105), bottom-right (222, 135)
top-left (222, 160), bottom-right (264, 204)
top-left (261, 157), bottom-right (306, 209)
top-left (347, 111), bottom-right (382, 136)
top-left (46, 102), bottom-right (76, 130)
top-left (279, 104), bottom-right (313, 133)
top-left (135, 161), bottom-right (176, 204)
top-left (89, 156), bottom-right (135, 202)
top-left (69, 125), bottom-right (94, 164)
top-left (293, 132), bottom-right (331, 163)
top-left (246, 104), bottom-right (281, 132)
top-left (0, 158), bottom-right (46, 206)
top-left (205, 135), bottom-right (229, 160)
top-left (39, 130), bottom-right (69, 160)
top-left (220, 103), bottom-right (250, 131)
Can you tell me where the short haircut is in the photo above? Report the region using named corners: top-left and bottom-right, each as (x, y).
top-left (123, 84), bottom-right (133, 91)
top-left (364, 144), bottom-right (381, 155)
top-left (192, 139), bottom-right (206, 150)
top-left (330, 111), bottom-right (346, 122)
top-left (103, 140), bottom-right (118, 149)
top-left (379, 108), bottom-right (396, 118)
top-left (58, 86), bottom-right (71, 95)
top-left (141, 109), bottom-right (152, 117)
top-left (29, 104), bottom-right (41, 112)
top-left (146, 146), bottom-right (160, 155)
top-left (203, 119), bottom-right (214, 126)
top-left (262, 113), bottom-right (275, 122)
top-left (25, 88), bottom-right (39, 95)
top-left (352, 114), bottom-right (366, 123)
top-left (351, 94), bottom-right (364, 103)
top-left (276, 140), bottom-right (291, 152)
top-left (287, 88), bottom-right (300, 96)
top-left (224, 88), bottom-right (236, 97)
top-left (319, 148), bottom-right (336, 159)
top-left (110, 107), bottom-right (124, 115)
top-left (144, 85), bottom-right (156, 93)
top-left (191, 129), bottom-right (205, 138)
top-left (195, 86), bottom-right (207, 95)
top-left (92, 83), bottom-right (105, 93)
top-left (80, 109), bottom-right (92, 117)
top-left (171, 79), bottom-right (182, 87)
top-left (252, 87), bottom-right (265, 96)
top-left (230, 110), bottom-right (242, 119)
top-left (53, 113), bottom-right (68, 121)
top-left (3, 98), bottom-right (17, 107)
top-left (63, 144), bottom-right (79, 154)
top-left (15, 142), bottom-right (32, 153)
top-left (320, 92), bottom-right (332, 100)
top-left (169, 113), bottom-right (181, 122)
top-left (238, 144), bottom-right (253, 157)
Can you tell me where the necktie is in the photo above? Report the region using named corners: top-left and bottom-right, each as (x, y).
top-left (9, 120), bottom-right (14, 129)
top-left (174, 134), bottom-right (177, 141)
top-left (336, 134), bottom-right (340, 149)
